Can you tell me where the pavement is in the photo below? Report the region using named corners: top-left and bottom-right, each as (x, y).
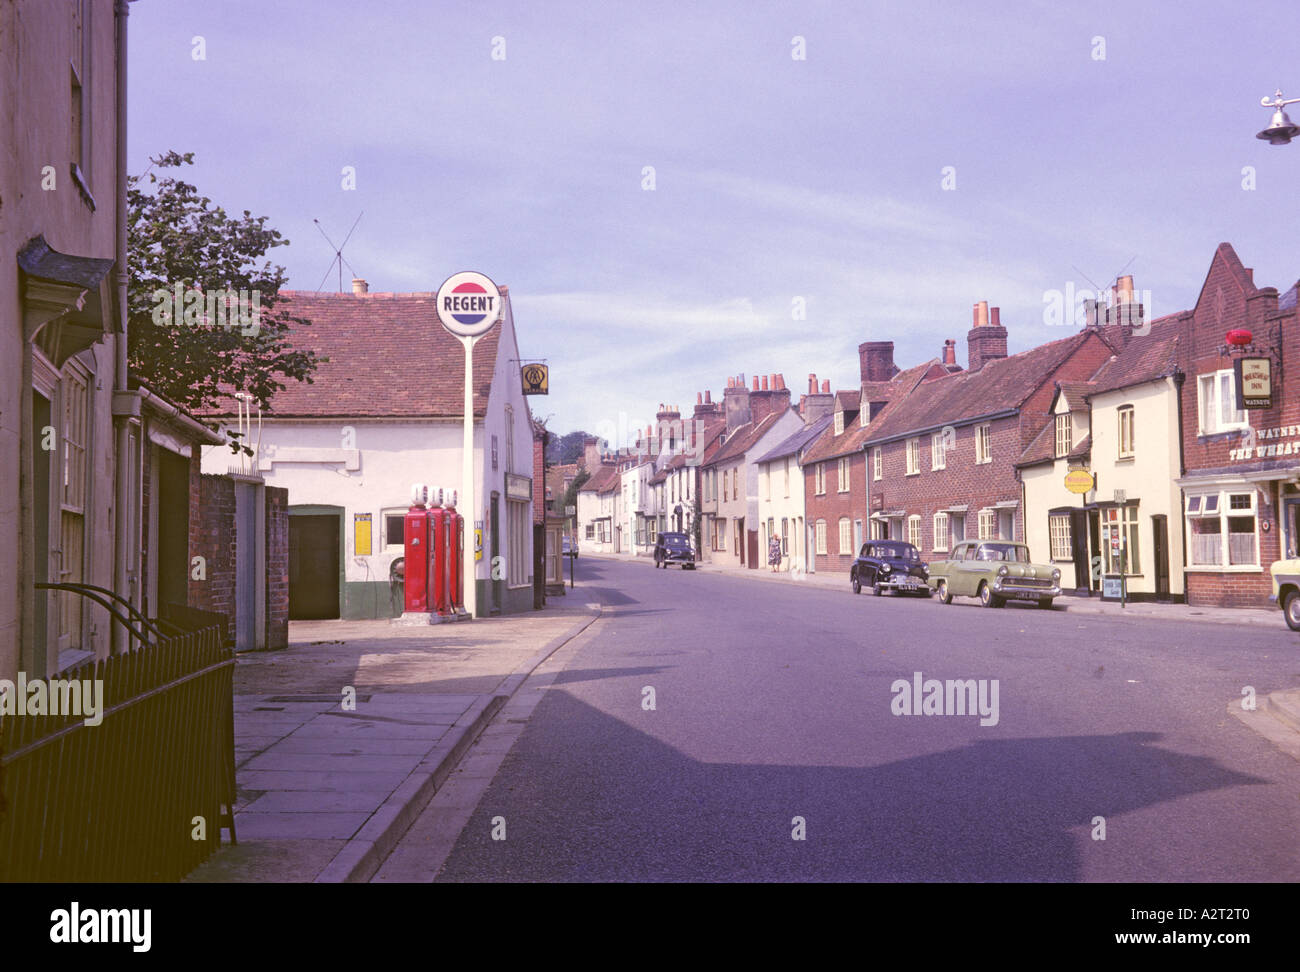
top-left (183, 597), bottom-right (599, 883)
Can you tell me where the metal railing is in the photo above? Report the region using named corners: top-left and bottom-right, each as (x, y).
top-left (0, 586), bottom-right (237, 882)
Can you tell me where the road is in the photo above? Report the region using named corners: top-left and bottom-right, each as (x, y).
top-left (408, 556), bottom-right (1300, 881)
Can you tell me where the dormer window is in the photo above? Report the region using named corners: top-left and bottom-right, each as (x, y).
top-left (834, 411), bottom-right (844, 436)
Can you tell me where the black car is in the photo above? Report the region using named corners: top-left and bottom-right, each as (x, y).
top-left (653, 532), bottom-right (696, 569)
top-left (850, 541), bottom-right (930, 596)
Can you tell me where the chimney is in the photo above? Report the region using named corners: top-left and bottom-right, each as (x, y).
top-left (724, 374), bottom-right (752, 432)
top-left (1247, 286), bottom-right (1279, 327)
top-left (858, 341), bottom-right (897, 383)
top-left (800, 372), bottom-right (835, 424)
top-left (351, 278), bottom-right (369, 295)
top-left (775, 374), bottom-right (785, 390)
top-left (809, 373), bottom-right (818, 395)
top-left (697, 392), bottom-right (703, 405)
top-left (821, 379), bottom-right (830, 393)
top-left (752, 376), bottom-right (760, 391)
top-left (967, 299), bottom-right (1008, 372)
top-left (941, 339), bottom-right (962, 372)
top-left (749, 371), bottom-right (792, 425)
top-left (761, 375), bottom-right (769, 391)
top-left (583, 436), bottom-right (605, 471)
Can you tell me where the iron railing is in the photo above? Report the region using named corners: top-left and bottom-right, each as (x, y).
top-left (0, 586), bottom-right (237, 881)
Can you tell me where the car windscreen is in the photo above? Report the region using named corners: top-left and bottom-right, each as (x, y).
top-left (663, 535), bottom-right (689, 547)
top-left (977, 543), bottom-right (1030, 562)
top-left (874, 545), bottom-right (918, 560)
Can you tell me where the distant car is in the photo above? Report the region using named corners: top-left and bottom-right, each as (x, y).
top-left (653, 532), bottom-right (696, 569)
top-left (1269, 557), bottom-right (1300, 631)
top-left (850, 541), bottom-right (930, 596)
top-left (927, 540), bottom-right (1061, 609)
top-left (562, 536), bottom-right (578, 558)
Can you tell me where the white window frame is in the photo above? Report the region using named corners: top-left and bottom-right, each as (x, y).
top-left (1048, 513), bottom-right (1072, 561)
top-left (1185, 489), bottom-right (1259, 570)
top-left (872, 447), bottom-right (882, 481)
top-left (1054, 413), bottom-right (1071, 459)
top-left (814, 462), bottom-right (826, 495)
top-left (975, 424), bottom-right (992, 464)
top-left (906, 438), bottom-right (920, 476)
top-left (906, 514), bottom-right (921, 549)
top-left (1118, 405), bottom-right (1135, 459)
top-left (933, 512), bottom-right (949, 552)
top-left (815, 519), bottom-right (827, 555)
top-left (838, 517), bottom-right (852, 554)
top-left (1197, 370), bottom-right (1248, 435)
top-left (930, 433), bottom-right (945, 471)
top-left (978, 509), bottom-right (996, 540)
top-left (837, 457), bottom-right (850, 493)
top-left (834, 411), bottom-right (844, 436)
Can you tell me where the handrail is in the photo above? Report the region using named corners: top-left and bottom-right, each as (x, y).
top-left (34, 582), bottom-right (158, 651)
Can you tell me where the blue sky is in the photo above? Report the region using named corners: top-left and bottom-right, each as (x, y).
top-left (129, 0), bottom-right (1300, 446)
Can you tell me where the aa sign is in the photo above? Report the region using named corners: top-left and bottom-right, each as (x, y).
top-left (521, 363), bottom-right (548, 395)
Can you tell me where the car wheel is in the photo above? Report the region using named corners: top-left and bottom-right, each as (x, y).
top-left (978, 581), bottom-right (1000, 608)
top-left (936, 579), bottom-right (952, 604)
top-left (852, 573), bottom-right (861, 594)
top-left (1284, 589), bottom-right (1300, 632)
top-left (1038, 597), bottom-right (1054, 610)
top-left (872, 581), bottom-right (883, 596)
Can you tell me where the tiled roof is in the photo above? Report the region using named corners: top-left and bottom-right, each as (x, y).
top-left (705, 410), bottom-right (790, 466)
top-left (1068, 433), bottom-right (1091, 459)
top-left (580, 465), bottom-right (621, 494)
top-left (801, 360), bottom-right (941, 464)
top-left (1056, 381), bottom-right (1094, 412)
top-left (754, 414), bottom-right (832, 466)
top-left (835, 389), bottom-right (859, 412)
top-left (1085, 332), bottom-right (1181, 397)
top-left (195, 290), bottom-right (503, 418)
top-left (862, 332), bottom-right (1103, 445)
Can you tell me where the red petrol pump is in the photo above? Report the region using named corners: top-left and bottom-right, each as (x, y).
top-left (445, 490), bottom-right (467, 616)
top-left (400, 484), bottom-right (468, 623)
top-left (402, 485), bottom-right (433, 614)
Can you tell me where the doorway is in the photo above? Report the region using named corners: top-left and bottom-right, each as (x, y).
top-left (490, 492), bottom-right (501, 615)
top-left (289, 511), bottom-right (340, 619)
top-left (1152, 515), bottom-right (1170, 601)
top-left (1088, 511), bottom-right (1101, 593)
top-left (1069, 510), bottom-right (1089, 593)
top-left (156, 449), bottom-right (191, 612)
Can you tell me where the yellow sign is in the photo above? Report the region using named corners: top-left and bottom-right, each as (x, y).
top-left (521, 363), bottom-right (548, 395)
top-left (475, 528), bottom-right (483, 561)
top-left (1064, 470), bottom-right (1095, 494)
top-left (354, 513), bottom-right (372, 556)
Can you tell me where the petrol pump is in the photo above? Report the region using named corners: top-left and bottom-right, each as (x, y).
top-left (445, 490), bottom-right (467, 617)
top-left (402, 484), bottom-right (433, 614)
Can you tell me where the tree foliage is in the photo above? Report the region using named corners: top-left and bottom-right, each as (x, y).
top-left (546, 429), bottom-right (596, 465)
top-left (127, 151), bottom-right (320, 414)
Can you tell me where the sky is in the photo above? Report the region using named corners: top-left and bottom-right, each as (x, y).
top-left (129, 0), bottom-right (1300, 448)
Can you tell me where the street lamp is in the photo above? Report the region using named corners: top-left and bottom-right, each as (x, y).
top-left (1257, 89), bottom-right (1300, 144)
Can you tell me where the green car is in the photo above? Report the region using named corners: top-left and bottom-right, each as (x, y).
top-left (927, 540), bottom-right (1061, 609)
top-left (1269, 557), bottom-right (1300, 632)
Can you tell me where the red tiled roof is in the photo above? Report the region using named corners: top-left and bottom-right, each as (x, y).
top-left (1056, 381), bottom-right (1095, 412)
top-left (705, 410), bottom-right (790, 466)
top-left (801, 360), bottom-right (941, 464)
top-left (862, 332), bottom-right (1107, 445)
top-left (196, 290), bottom-right (503, 418)
top-left (581, 465), bottom-right (621, 494)
top-left (1085, 331), bottom-right (1181, 397)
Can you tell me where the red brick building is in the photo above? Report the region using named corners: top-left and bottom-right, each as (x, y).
top-left (860, 303), bottom-right (1116, 563)
top-left (1174, 244), bottom-right (1300, 608)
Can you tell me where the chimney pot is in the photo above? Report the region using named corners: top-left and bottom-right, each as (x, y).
top-left (761, 375), bottom-right (769, 391)
top-left (351, 278), bottom-right (369, 295)
top-left (776, 374), bottom-right (785, 390)
top-left (697, 392), bottom-right (703, 404)
top-left (809, 373), bottom-right (817, 394)
top-left (990, 306), bottom-right (1000, 327)
top-left (705, 390), bottom-right (712, 403)
top-left (753, 376), bottom-right (760, 391)
top-left (821, 379), bottom-right (830, 393)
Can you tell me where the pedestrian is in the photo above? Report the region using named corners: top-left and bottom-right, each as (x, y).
top-left (768, 535), bottom-right (782, 572)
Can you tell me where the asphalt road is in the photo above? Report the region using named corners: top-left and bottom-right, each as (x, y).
top-left (434, 556), bottom-right (1300, 881)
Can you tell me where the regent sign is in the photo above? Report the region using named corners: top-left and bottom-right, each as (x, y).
top-left (1234, 357), bottom-right (1272, 409)
top-left (436, 271), bottom-right (502, 338)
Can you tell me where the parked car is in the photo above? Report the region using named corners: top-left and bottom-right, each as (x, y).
top-left (562, 536), bottom-right (578, 558)
top-left (654, 531), bottom-right (696, 569)
top-left (927, 540), bottom-right (1061, 609)
top-left (1269, 557), bottom-right (1300, 631)
top-left (850, 541), bottom-right (930, 596)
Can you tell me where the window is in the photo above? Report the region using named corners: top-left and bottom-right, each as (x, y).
top-left (837, 457), bottom-right (850, 492)
top-left (1118, 406), bottom-right (1135, 459)
top-left (815, 519), bottom-right (827, 555)
top-left (585, 524), bottom-right (595, 540)
top-left (933, 512), bottom-right (949, 552)
top-left (1048, 513), bottom-right (1072, 561)
top-left (834, 411), bottom-right (844, 435)
top-left (733, 467), bottom-right (739, 501)
top-left (1197, 370), bottom-right (1247, 435)
top-left (59, 367), bottom-right (89, 650)
top-left (1101, 505), bottom-right (1141, 574)
top-left (906, 438), bottom-right (920, 475)
top-left (978, 509), bottom-right (996, 540)
top-left (931, 434), bottom-right (945, 471)
top-left (1054, 414), bottom-right (1071, 458)
top-left (781, 517), bottom-right (789, 555)
top-left (975, 424), bottom-right (992, 464)
top-left (783, 457), bottom-right (790, 497)
top-left (838, 517), bottom-right (852, 554)
top-left (814, 462), bottom-right (826, 495)
top-left (1187, 491), bottom-right (1257, 567)
top-left (507, 500), bottom-right (530, 586)
top-left (906, 515), bottom-right (921, 548)
top-left (873, 447), bottom-right (882, 481)
top-left (384, 513), bottom-right (406, 547)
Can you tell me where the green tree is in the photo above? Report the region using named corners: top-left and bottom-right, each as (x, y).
top-left (559, 468), bottom-right (590, 513)
top-left (127, 151), bottom-right (320, 417)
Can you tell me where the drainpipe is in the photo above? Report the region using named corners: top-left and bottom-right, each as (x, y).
top-left (1173, 369), bottom-right (1187, 603)
top-left (111, 0), bottom-right (131, 654)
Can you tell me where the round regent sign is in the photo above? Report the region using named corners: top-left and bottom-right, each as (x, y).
top-left (1064, 470), bottom-right (1095, 494)
top-left (436, 271), bottom-right (503, 338)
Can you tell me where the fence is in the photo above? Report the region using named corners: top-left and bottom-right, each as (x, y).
top-left (0, 586), bottom-right (236, 882)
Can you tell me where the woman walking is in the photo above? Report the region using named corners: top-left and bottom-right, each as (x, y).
top-left (768, 534), bottom-right (783, 572)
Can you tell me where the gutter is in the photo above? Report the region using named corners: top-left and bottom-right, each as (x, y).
top-left (111, 0), bottom-right (131, 654)
top-left (138, 387), bottom-right (226, 445)
top-left (865, 407), bottom-right (1020, 448)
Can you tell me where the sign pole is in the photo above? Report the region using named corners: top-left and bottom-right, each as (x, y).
top-left (463, 333), bottom-right (478, 619)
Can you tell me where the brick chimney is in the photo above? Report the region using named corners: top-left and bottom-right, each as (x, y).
top-left (859, 341), bottom-right (898, 383)
top-left (942, 339), bottom-right (962, 373)
top-left (351, 278), bottom-right (369, 295)
top-left (724, 374), bottom-right (752, 431)
top-left (801, 372), bottom-right (835, 424)
top-left (967, 300), bottom-right (1008, 372)
top-left (1247, 286), bottom-right (1279, 327)
top-left (693, 389), bottom-right (722, 422)
top-left (750, 371), bottom-right (792, 425)
top-left (582, 436), bottom-right (606, 471)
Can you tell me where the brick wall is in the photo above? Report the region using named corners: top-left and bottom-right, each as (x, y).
top-left (1175, 246), bottom-right (1300, 607)
top-left (192, 473), bottom-right (236, 644)
top-left (804, 454), bottom-right (865, 574)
